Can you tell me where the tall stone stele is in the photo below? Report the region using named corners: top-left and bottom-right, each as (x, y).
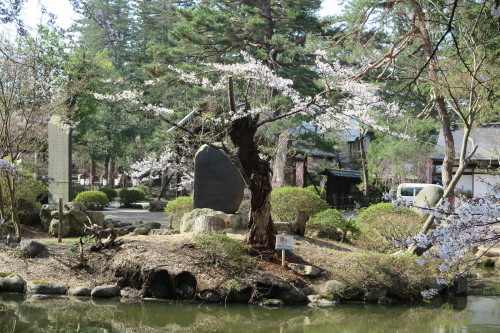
top-left (193, 145), bottom-right (246, 214)
top-left (48, 116), bottom-right (72, 204)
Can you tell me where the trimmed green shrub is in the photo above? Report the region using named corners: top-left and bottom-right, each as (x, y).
top-left (74, 191), bottom-right (109, 210)
top-left (271, 186), bottom-right (328, 222)
top-left (356, 203), bottom-right (422, 253)
top-left (119, 188), bottom-right (146, 207)
top-left (193, 232), bottom-right (250, 272)
top-left (305, 185), bottom-right (326, 200)
top-left (308, 209), bottom-right (360, 242)
top-left (164, 196), bottom-right (194, 217)
top-left (331, 252), bottom-right (437, 301)
top-left (135, 184), bottom-right (150, 199)
top-left (99, 187), bottom-right (117, 202)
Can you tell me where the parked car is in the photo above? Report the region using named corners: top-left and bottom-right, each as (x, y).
top-left (396, 183), bottom-right (443, 203)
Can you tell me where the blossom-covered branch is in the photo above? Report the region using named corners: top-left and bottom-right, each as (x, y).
top-left (395, 181), bottom-right (500, 298)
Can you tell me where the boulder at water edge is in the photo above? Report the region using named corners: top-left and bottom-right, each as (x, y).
top-left (193, 145), bottom-right (245, 214)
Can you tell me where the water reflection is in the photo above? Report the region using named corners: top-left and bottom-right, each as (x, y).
top-left (0, 294), bottom-right (499, 332)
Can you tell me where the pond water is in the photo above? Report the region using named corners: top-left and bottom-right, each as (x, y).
top-left (1, 294), bottom-right (499, 333)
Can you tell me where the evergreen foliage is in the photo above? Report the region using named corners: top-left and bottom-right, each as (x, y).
top-left (271, 186), bottom-right (328, 222)
top-left (356, 203), bottom-right (422, 253)
top-left (164, 196), bottom-right (194, 217)
top-left (74, 191), bottom-right (110, 210)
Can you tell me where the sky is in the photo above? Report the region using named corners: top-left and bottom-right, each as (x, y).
top-left (1, 0), bottom-right (342, 37)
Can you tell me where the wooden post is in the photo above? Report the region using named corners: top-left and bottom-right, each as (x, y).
top-left (282, 249), bottom-right (285, 267)
top-left (58, 198), bottom-right (63, 243)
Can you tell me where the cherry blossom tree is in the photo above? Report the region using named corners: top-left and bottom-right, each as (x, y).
top-left (395, 181), bottom-right (499, 298)
top-left (95, 51), bottom-right (403, 248)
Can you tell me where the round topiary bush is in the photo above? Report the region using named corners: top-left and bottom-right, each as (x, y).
top-left (305, 185), bottom-right (326, 200)
top-left (165, 196), bottom-right (194, 217)
top-left (99, 187), bottom-right (117, 202)
top-left (308, 209), bottom-right (360, 242)
top-left (355, 203), bottom-right (422, 253)
top-left (119, 188), bottom-right (146, 207)
top-left (74, 191), bottom-right (109, 210)
top-left (271, 186), bottom-right (328, 222)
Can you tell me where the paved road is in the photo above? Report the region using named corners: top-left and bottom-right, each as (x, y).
top-left (103, 202), bottom-right (169, 225)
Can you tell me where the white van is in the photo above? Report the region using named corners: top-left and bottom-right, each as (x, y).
top-left (396, 183), bottom-right (443, 202)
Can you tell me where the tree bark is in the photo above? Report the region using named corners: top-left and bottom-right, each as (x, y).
top-left (288, 211), bottom-right (308, 236)
top-left (229, 116), bottom-right (276, 249)
top-left (103, 157), bottom-right (110, 186)
top-left (358, 129), bottom-right (370, 201)
top-left (90, 159), bottom-right (96, 190)
top-left (271, 131), bottom-right (295, 188)
top-left (108, 160), bottom-right (115, 188)
top-left (409, 0), bottom-right (455, 188)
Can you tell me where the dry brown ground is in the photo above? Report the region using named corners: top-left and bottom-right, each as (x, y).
top-left (0, 225), bottom-right (363, 291)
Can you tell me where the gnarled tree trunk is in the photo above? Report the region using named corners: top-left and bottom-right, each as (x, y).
top-left (229, 116), bottom-right (277, 249)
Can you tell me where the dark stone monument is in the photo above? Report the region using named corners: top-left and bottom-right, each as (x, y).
top-left (193, 145), bottom-right (245, 214)
top-left (48, 116), bottom-right (72, 204)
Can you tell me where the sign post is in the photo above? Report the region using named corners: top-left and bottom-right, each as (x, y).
top-left (275, 234), bottom-right (294, 267)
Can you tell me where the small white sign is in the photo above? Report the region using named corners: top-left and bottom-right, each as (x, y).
top-left (276, 235), bottom-right (294, 250)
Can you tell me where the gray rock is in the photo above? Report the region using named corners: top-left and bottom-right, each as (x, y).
top-left (301, 286), bottom-right (315, 296)
top-left (275, 288), bottom-right (307, 303)
top-left (199, 290), bottom-right (221, 302)
top-left (259, 298), bottom-right (284, 306)
top-left (117, 221), bottom-right (132, 227)
top-left (321, 280), bottom-right (360, 301)
top-left (126, 225), bottom-right (137, 233)
top-left (65, 202), bottom-right (87, 212)
top-left (143, 222), bottom-right (161, 230)
top-left (288, 263), bottom-right (321, 277)
top-left (68, 286), bottom-right (92, 296)
top-left (19, 241), bottom-right (47, 258)
top-left (16, 197), bottom-right (41, 226)
top-left (307, 294), bottom-right (339, 307)
top-left (180, 208), bottom-right (248, 233)
top-left (132, 220), bottom-right (143, 226)
top-left (363, 287), bottom-right (389, 301)
top-left (91, 285), bottom-right (120, 298)
top-left (87, 211), bottom-right (105, 227)
top-left (414, 185), bottom-right (444, 217)
top-left (40, 204), bottom-right (57, 231)
top-left (193, 145), bottom-right (245, 214)
top-left (192, 216), bottom-right (226, 236)
top-left (0, 275), bottom-right (26, 292)
top-left (117, 228), bottom-right (129, 236)
top-left (68, 212), bottom-right (87, 236)
top-left (6, 235), bottom-right (20, 244)
top-left (120, 287), bottom-right (142, 299)
top-left (69, 210), bottom-right (88, 224)
top-left (134, 227), bottom-right (151, 235)
top-left (49, 218), bottom-right (70, 238)
top-left (378, 296), bottom-right (397, 304)
top-left (27, 282), bottom-right (66, 295)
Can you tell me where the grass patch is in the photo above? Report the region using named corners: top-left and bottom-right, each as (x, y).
top-left (32, 280), bottom-right (53, 285)
top-left (193, 232), bottom-right (250, 273)
top-left (0, 272), bottom-right (13, 278)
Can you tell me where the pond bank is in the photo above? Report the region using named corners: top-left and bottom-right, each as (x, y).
top-left (1, 224), bottom-right (499, 306)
